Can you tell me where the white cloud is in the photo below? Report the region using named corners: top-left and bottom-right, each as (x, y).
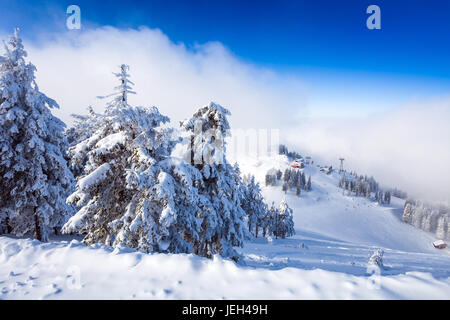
top-left (25, 26), bottom-right (307, 129)
top-left (286, 98), bottom-right (450, 202)
top-left (6, 26), bottom-right (449, 202)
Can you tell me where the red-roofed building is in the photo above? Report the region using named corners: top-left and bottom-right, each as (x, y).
top-left (433, 240), bottom-right (447, 249)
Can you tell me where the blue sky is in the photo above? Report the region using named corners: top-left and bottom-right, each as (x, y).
top-left (1, 0), bottom-right (450, 117)
top-left (1, 0), bottom-right (450, 198)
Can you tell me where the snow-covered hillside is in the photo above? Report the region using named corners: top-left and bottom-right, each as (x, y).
top-left (235, 154), bottom-right (450, 278)
top-left (0, 235), bottom-right (449, 299)
top-left (238, 154), bottom-right (443, 253)
top-left (1, 153), bottom-right (449, 299)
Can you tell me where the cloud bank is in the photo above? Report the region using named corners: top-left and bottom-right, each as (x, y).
top-left (5, 26), bottom-right (449, 202)
top-left (25, 26), bottom-right (307, 130)
top-left (286, 98), bottom-right (450, 202)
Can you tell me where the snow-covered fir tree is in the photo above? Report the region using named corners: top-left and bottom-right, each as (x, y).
top-left (301, 172), bottom-right (306, 190)
top-left (368, 249), bottom-right (384, 269)
top-left (62, 65), bottom-right (199, 254)
top-left (412, 208), bottom-right (423, 229)
top-left (276, 170), bottom-right (282, 181)
top-left (265, 172), bottom-right (274, 186)
top-left (306, 175), bottom-right (312, 191)
top-left (0, 208), bottom-right (13, 234)
top-left (111, 156), bottom-right (205, 253)
top-left (65, 106), bottom-right (101, 147)
top-left (436, 215), bottom-right (447, 240)
top-left (232, 162), bottom-right (246, 200)
top-left (365, 185), bottom-right (370, 199)
top-left (180, 102), bottom-right (247, 259)
top-left (288, 170), bottom-right (297, 189)
top-left (272, 200), bottom-right (295, 239)
top-left (282, 181), bottom-right (288, 194)
top-left (402, 201), bottom-right (414, 224)
top-left (265, 168), bottom-right (277, 186)
top-left (296, 182), bottom-right (301, 197)
top-left (264, 202), bottom-right (277, 238)
top-left (65, 106), bottom-right (102, 178)
top-left (242, 174), bottom-right (266, 237)
top-left (421, 210), bottom-right (438, 233)
top-left (401, 199), bottom-right (449, 240)
top-left (283, 168), bottom-right (290, 184)
top-left (0, 29), bottom-right (74, 241)
top-left (384, 191), bottom-right (391, 204)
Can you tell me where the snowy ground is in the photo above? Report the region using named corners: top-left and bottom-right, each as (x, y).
top-left (1, 154), bottom-right (449, 299)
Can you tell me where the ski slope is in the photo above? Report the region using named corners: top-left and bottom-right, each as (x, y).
top-left (239, 154), bottom-right (443, 253)
top-left (0, 154), bottom-right (449, 299)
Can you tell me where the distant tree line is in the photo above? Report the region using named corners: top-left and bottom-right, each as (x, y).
top-left (265, 168), bottom-right (282, 187)
top-left (279, 144), bottom-right (302, 160)
top-left (338, 173), bottom-right (392, 203)
top-left (239, 172), bottom-right (295, 239)
top-left (403, 200), bottom-right (449, 240)
top-left (389, 188), bottom-right (408, 200)
top-left (338, 171), bottom-right (409, 206)
top-left (265, 168), bottom-right (312, 196)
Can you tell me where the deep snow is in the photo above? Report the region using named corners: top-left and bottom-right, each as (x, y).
top-left (0, 154), bottom-right (449, 299)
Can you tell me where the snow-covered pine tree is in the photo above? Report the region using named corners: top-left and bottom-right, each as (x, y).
top-left (276, 170), bottom-right (282, 181)
top-left (65, 106), bottom-right (102, 178)
top-left (0, 29), bottom-right (74, 241)
top-left (412, 206), bottom-right (423, 229)
top-left (402, 201), bottom-right (414, 224)
top-left (377, 191), bottom-right (384, 204)
top-left (273, 200), bottom-right (295, 239)
top-left (232, 162), bottom-right (245, 203)
top-left (301, 172), bottom-right (306, 190)
top-left (233, 162), bottom-right (242, 182)
top-left (365, 184), bottom-right (370, 199)
top-left (368, 249), bottom-right (384, 269)
top-left (0, 208), bottom-right (13, 234)
top-left (63, 65), bottom-right (197, 254)
top-left (446, 220), bottom-right (450, 240)
top-left (306, 175), bottom-right (312, 191)
top-left (180, 102), bottom-right (247, 259)
top-left (290, 170), bottom-right (299, 190)
top-left (233, 163), bottom-right (254, 241)
top-left (242, 174), bottom-right (266, 237)
top-left (63, 64), bottom-right (160, 244)
top-left (233, 162), bottom-right (246, 197)
top-left (279, 144), bottom-right (288, 155)
top-left (421, 212), bottom-right (431, 232)
top-left (436, 215), bottom-right (447, 240)
top-left (260, 203), bottom-right (271, 238)
top-left (421, 209), bottom-right (441, 233)
top-left (266, 202), bottom-right (278, 238)
top-left (429, 210), bottom-right (440, 233)
top-left (338, 175), bottom-right (345, 188)
top-left (384, 191), bottom-right (391, 204)
top-left (295, 171), bottom-right (300, 187)
top-left (266, 169), bottom-right (278, 186)
top-left (271, 204), bottom-right (280, 240)
top-left (265, 172), bottom-right (272, 186)
top-left (355, 180), bottom-right (361, 196)
top-left (66, 106), bottom-right (101, 147)
top-left (282, 181), bottom-right (288, 194)
top-left (283, 169), bottom-right (290, 184)
top-left (113, 156), bottom-right (204, 253)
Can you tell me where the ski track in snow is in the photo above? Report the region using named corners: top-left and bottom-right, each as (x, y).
top-left (1, 154), bottom-right (449, 299)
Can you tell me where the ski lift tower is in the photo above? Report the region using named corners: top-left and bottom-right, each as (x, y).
top-left (339, 158), bottom-right (345, 173)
